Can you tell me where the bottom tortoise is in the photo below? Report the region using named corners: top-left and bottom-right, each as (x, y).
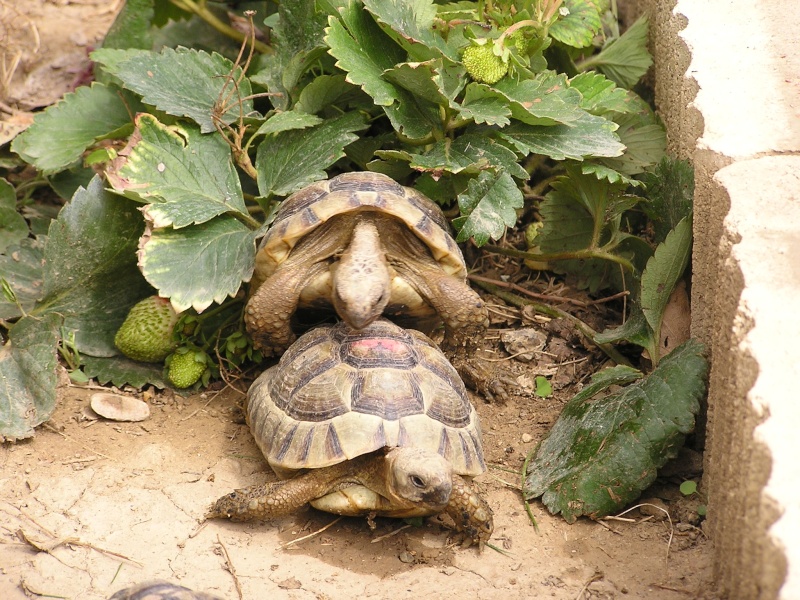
top-left (208, 319), bottom-right (493, 547)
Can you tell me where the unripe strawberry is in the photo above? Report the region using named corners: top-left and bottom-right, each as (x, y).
top-left (114, 296), bottom-right (180, 363)
top-left (167, 349), bottom-right (207, 389)
top-left (462, 43), bottom-right (509, 85)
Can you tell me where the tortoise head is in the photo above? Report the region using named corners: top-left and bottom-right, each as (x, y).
top-left (384, 447), bottom-right (453, 508)
top-left (332, 219), bottom-right (392, 329)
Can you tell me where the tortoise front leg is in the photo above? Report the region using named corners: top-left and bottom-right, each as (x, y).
top-left (444, 474), bottom-right (494, 549)
top-left (245, 260), bottom-right (329, 357)
top-left (392, 258), bottom-right (489, 342)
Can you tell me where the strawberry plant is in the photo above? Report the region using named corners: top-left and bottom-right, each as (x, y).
top-left (1, 0), bottom-right (701, 452)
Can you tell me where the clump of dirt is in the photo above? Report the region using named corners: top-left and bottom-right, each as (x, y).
top-left (0, 2), bottom-right (719, 599)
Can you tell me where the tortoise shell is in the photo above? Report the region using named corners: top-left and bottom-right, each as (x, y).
top-left (246, 318), bottom-right (485, 478)
top-left (252, 172), bottom-right (466, 286)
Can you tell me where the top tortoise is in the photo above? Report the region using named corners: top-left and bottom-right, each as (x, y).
top-left (246, 171), bottom-right (489, 356)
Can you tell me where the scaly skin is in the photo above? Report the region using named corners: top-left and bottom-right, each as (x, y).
top-left (332, 219), bottom-right (392, 329)
top-left (445, 474), bottom-right (494, 549)
top-left (385, 225), bottom-right (489, 342)
top-left (246, 220), bottom-right (348, 356)
top-left (207, 450), bottom-right (493, 548)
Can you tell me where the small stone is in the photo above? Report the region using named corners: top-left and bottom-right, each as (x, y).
top-left (522, 433), bottom-right (533, 443)
top-left (398, 551), bottom-right (416, 563)
top-left (639, 497), bottom-right (669, 521)
top-left (500, 328), bottom-right (547, 362)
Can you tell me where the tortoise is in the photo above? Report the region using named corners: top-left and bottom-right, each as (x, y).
top-left (245, 171), bottom-right (489, 357)
top-left (108, 581), bottom-right (223, 600)
top-left (208, 318), bottom-right (493, 547)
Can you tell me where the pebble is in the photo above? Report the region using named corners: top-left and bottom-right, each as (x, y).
top-left (90, 393), bottom-right (150, 422)
top-left (638, 497), bottom-right (669, 521)
top-left (500, 328), bottom-right (547, 362)
top-left (521, 433), bottom-right (533, 443)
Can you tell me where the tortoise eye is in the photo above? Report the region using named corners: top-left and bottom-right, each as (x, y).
top-left (409, 474), bottom-right (426, 488)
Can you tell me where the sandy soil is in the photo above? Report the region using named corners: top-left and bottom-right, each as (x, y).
top-left (0, 2), bottom-right (719, 599)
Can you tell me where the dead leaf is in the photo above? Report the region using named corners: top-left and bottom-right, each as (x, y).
top-left (659, 280), bottom-right (691, 356)
top-left (277, 577), bottom-right (302, 590)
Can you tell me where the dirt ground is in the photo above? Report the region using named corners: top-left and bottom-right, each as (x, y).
top-left (0, 2), bottom-right (719, 599)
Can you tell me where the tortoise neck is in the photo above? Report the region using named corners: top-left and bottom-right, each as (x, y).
top-left (349, 219), bottom-right (382, 255)
top-left (333, 217), bottom-right (391, 329)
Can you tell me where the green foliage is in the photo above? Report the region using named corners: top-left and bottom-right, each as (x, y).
top-left (524, 340), bottom-right (708, 522)
top-left (0, 179), bottom-right (27, 253)
top-left (2, 0), bottom-right (680, 437)
top-left (0, 314), bottom-right (61, 441)
top-left (11, 84), bottom-right (141, 173)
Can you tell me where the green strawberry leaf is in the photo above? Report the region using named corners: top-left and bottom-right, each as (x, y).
top-left (452, 171), bottom-right (524, 246)
top-left (410, 133), bottom-right (528, 179)
top-left (139, 215), bottom-right (258, 313)
top-left (362, 0), bottom-right (457, 61)
top-left (294, 74), bottom-right (362, 115)
top-left (549, 0), bottom-right (602, 49)
top-left (101, 0), bottom-right (155, 50)
top-left (0, 238), bottom-right (45, 320)
top-left (499, 112), bottom-right (624, 161)
top-left (250, 0), bottom-right (328, 111)
top-left (325, 4), bottom-right (407, 107)
top-left (106, 114), bottom-right (247, 228)
top-left (581, 15), bottom-right (653, 89)
top-left (91, 47), bottom-right (254, 133)
top-left (253, 111), bottom-right (323, 137)
top-left (325, 3), bottom-right (441, 139)
top-left (256, 111), bottom-right (368, 197)
top-left (640, 216), bottom-right (692, 349)
top-left (524, 339), bottom-right (708, 522)
top-left (82, 355), bottom-right (168, 390)
top-left (641, 156), bottom-right (695, 244)
top-left (598, 100), bottom-right (666, 176)
top-left (34, 177), bottom-right (153, 357)
top-left (570, 72), bottom-right (636, 115)
top-left (383, 59), bottom-right (465, 106)
top-left (594, 309), bottom-right (657, 358)
top-left (0, 179), bottom-right (27, 253)
top-left (0, 313), bottom-right (62, 441)
top-left (492, 72), bottom-right (584, 126)
top-left (11, 83), bottom-right (138, 173)
top-left (459, 83), bottom-right (512, 126)
top-left (580, 162), bottom-right (644, 187)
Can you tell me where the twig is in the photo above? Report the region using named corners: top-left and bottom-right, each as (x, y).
top-left (180, 388), bottom-right (224, 422)
top-left (574, 572), bottom-right (604, 600)
top-left (216, 535), bottom-right (243, 600)
top-left (281, 516), bottom-right (343, 548)
top-left (471, 274), bottom-right (630, 308)
top-left (520, 448), bottom-right (540, 534)
top-left (483, 348), bottom-right (554, 362)
top-left (370, 524), bottom-right (411, 543)
top-left (604, 503), bottom-right (674, 561)
top-left (651, 583), bottom-right (696, 595)
top-left (595, 519), bottom-right (622, 536)
top-left (17, 527), bottom-right (143, 567)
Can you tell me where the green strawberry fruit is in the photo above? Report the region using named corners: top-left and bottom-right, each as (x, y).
top-left (462, 43), bottom-right (509, 85)
top-left (167, 349), bottom-right (207, 389)
top-left (114, 296), bottom-right (180, 363)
